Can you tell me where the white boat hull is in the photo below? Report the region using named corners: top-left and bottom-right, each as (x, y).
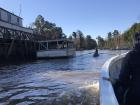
top-left (37, 48), bottom-right (76, 58)
top-left (100, 52), bottom-right (128, 105)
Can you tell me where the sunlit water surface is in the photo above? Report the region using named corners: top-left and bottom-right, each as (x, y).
top-left (0, 50), bottom-right (127, 105)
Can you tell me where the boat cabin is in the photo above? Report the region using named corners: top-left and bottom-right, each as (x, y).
top-left (37, 39), bottom-right (76, 58)
top-left (38, 39), bottom-right (75, 50)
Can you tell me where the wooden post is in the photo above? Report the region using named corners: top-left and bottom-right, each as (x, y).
top-left (7, 39), bottom-right (15, 58)
top-left (47, 42), bottom-right (48, 50)
top-left (24, 40), bottom-right (28, 58)
top-left (57, 41), bottom-right (59, 49)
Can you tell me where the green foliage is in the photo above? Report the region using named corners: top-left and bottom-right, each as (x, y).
top-left (76, 30), bottom-right (85, 49)
top-left (100, 23), bottom-right (140, 49)
top-left (123, 23), bottom-right (140, 43)
top-left (112, 30), bottom-right (119, 37)
top-left (70, 30), bottom-right (97, 50)
top-left (96, 36), bottom-right (105, 49)
top-left (107, 32), bottom-right (112, 40)
top-left (86, 35), bottom-right (97, 50)
top-left (33, 15), bottom-right (65, 40)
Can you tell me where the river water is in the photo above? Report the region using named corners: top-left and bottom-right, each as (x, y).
top-left (0, 50), bottom-right (127, 105)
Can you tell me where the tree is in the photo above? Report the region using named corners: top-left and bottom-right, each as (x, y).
top-left (33, 15), bottom-right (64, 40)
top-left (107, 32), bottom-right (112, 40)
top-left (51, 27), bottom-right (63, 39)
top-left (34, 15), bottom-right (45, 35)
top-left (71, 32), bottom-right (77, 49)
top-left (97, 36), bottom-right (105, 49)
top-left (107, 32), bottom-right (112, 48)
top-left (70, 31), bottom-right (97, 50)
top-left (112, 30), bottom-right (119, 37)
top-left (72, 32), bottom-right (77, 39)
top-left (76, 30), bottom-right (85, 49)
top-left (86, 35), bottom-right (97, 49)
top-left (122, 23), bottom-right (140, 48)
top-left (68, 35), bottom-right (73, 40)
top-left (112, 30), bottom-right (120, 48)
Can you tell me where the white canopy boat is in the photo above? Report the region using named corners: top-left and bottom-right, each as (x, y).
top-left (100, 52), bottom-right (128, 105)
top-left (37, 39), bottom-right (76, 58)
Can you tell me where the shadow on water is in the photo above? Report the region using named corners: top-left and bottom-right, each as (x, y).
top-left (0, 50), bottom-right (127, 105)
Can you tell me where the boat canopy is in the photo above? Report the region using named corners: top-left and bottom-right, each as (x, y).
top-left (38, 39), bottom-right (75, 50)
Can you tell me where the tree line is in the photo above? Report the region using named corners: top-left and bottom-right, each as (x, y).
top-left (29, 15), bottom-right (140, 50)
top-left (69, 30), bottom-right (97, 50)
top-left (97, 23), bottom-right (140, 49)
top-left (31, 15), bottom-right (97, 50)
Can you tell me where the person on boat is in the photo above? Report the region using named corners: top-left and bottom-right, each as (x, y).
top-left (118, 30), bottom-right (140, 105)
top-left (95, 48), bottom-right (98, 54)
top-left (93, 48), bottom-right (99, 57)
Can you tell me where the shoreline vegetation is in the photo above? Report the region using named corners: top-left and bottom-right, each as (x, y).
top-left (97, 23), bottom-right (140, 50)
top-left (30, 15), bottom-right (140, 51)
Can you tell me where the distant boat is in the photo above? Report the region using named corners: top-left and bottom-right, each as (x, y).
top-left (93, 48), bottom-right (99, 57)
top-left (37, 39), bottom-right (76, 59)
top-left (93, 52), bottom-right (99, 57)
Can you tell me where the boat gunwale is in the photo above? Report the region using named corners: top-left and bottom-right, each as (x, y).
top-left (100, 52), bottom-right (128, 105)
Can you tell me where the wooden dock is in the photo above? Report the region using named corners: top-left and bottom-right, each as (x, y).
top-left (0, 7), bottom-right (48, 62)
top-left (0, 39), bottom-right (37, 61)
top-left (0, 26), bottom-right (47, 62)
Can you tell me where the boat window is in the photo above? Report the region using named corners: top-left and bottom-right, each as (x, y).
top-left (43, 42), bottom-right (47, 47)
top-left (38, 42), bottom-right (48, 50)
top-left (57, 41), bottom-right (63, 49)
top-left (8, 14), bottom-right (11, 23)
top-left (57, 41), bottom-right (67, 49)
top-left (17, 17), bottom-right (19, 25)
top-left (48, 41), bottom-right (57, 49)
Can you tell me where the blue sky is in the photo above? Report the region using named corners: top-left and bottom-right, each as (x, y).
top-left (0, 0), bottom-right (140, 39)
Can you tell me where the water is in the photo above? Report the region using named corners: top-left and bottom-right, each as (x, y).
top-left (0, 50), bottom-right (127, 105)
